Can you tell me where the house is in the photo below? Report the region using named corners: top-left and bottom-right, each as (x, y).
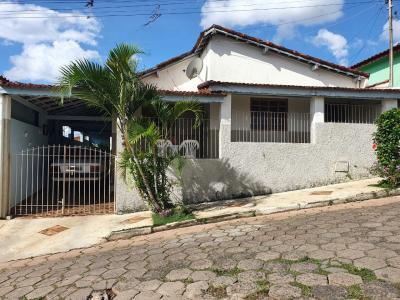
top-left (352, 44), bottom-right (400, 88)
top-left (1, 25), bottom-right (400, 218)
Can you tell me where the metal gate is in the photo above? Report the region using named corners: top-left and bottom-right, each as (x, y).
top-left (10, 145), bottom-right (116, 217)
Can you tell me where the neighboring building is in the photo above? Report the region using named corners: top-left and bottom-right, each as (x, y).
top-left (352, 44), bottom-right (400, 88)
top-left (1, 25), bottom-right (400, 218)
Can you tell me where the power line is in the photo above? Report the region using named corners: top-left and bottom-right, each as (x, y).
top-left (349, 4), bottom-right (385, 63)
top-left (0, 0), bottom-right (383, 18)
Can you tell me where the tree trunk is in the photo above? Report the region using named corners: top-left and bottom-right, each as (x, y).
top-left (119, 121), bottom-right (162, 212)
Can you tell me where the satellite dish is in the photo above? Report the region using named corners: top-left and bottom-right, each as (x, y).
top-left (185, 57), bottom-right (203, 79)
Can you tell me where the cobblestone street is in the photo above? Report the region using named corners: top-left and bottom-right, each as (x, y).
top-left (2, 198), bottom-right (400, 299)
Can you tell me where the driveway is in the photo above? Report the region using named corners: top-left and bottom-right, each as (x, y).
top-left (1, 197), bottom-right (400, 299)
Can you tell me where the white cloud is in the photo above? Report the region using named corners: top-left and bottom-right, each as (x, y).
top-left (6, 41), bottom-right (99, 82)
top-left (312, 28), bottom-right (349, 65)
top-left (200, 0), bottom-right (344, 43)
top-left (0, 1), bottom-right (100, 82)
top-left (380, 19), bottom-right (400, 44)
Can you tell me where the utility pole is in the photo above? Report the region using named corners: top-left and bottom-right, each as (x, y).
top-left (388, 0), bottom-right (394, 87)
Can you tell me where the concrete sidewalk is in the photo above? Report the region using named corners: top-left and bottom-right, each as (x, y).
top-left (0, 177), bottom-right (397, 263)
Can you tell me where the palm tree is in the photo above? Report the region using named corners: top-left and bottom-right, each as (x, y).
top-left (57, 44), bottom-right (162, 212)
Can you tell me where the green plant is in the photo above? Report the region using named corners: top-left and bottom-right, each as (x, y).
top-left (58, 44), bottom-right (202, 214)
top-left (212, 267), bottom-right (242, 277)
top-left (152, 207), bottom-right (195, 226)
top-left (290, 282), bottom-right (312, 297)
top-left (346, 285), bottom-right (369, 300)
top-left (371, 108), bottom-right (400, 187)
top-left (340, 263), bottom-right (376, 282)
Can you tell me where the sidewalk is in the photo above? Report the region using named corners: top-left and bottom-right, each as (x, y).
top-left (0, 177), bottom-right (397, 262)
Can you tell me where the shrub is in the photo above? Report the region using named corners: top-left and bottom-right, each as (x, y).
top-left (371, 108), bottom-right (400, 187)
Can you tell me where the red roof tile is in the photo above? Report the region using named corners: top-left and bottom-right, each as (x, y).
top-left (141, 24), bottom-right (369, 79)
top-left (198, 80), bottom-right (400, 94)
top-left (351, 44), bottom-right (400, 69)
top-left (158, 89), bottom-right (226, 97)
top-left (0, 75), bottom-right (53, 89)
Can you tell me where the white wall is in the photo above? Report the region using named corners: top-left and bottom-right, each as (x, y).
top-left (10, 113), bottom-right (48, 207)
top-left (208, 36), bottom-right (360, 88)
top-left (142, 34), bottom-right (363, 92)
top-left (181, 123), bottom-right (376, 203)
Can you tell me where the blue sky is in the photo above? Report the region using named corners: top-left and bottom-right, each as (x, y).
top-left (0, 0), bottom-right (395, 83)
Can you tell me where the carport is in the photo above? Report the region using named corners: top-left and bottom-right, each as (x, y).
top-left (0, 77), bottom-right (116, 217)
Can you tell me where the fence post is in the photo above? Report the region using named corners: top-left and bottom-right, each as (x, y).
top-left (310, 96), bottom-right (325, 144)
top-left (0, 94), bottom-right (11, 218)
top-left (219, 94), bottom-right (232, 158)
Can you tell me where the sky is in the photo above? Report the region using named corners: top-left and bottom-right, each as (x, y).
top-left (0, 0), bottom-right (397, 83)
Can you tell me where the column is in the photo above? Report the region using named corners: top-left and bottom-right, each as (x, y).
top-left (0, 94), bottom-right (11, 218)
top-left (113, 120), bottom-right (147, 213)
top-left (310, 96), bottom-right (324, 144)
top-left (219, 94), bottom-right (232, 158)
top-left (381, 99), bottom-right (398, 112)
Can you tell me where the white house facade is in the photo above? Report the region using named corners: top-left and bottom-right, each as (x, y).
top-left (0, 25), bottom-right (400, 217)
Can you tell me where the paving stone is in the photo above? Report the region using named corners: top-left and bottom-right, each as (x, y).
top-left (387, 256), bottom-right (400, 268)
top-left (268, 284), bottom-right (302, 299)
top-left (375, 267), bottom-right (400, 282)
top-left (268, 272), bottom-right (294, 284)
top-left (290, 262), bottom-right (318, 273)
top-left (237, 259), bottom-right (264, 270)
top-left (360, 280), bottom-right (400, 300)
top-left (165, 268), bottom-right (192, 281)
top-left (238, 270), bottom-right (266, 283)
top-left (255, 251), bottom-right (281, 261)
top-left (136, 280), bottom-right (163, 292)
top-left (134, 291), bottom-right (162, 300)
top-left (65, 288), bottom-right (92, 300)
top-left (184, 281), bottom-right (209, 299)
top-left (353, 256), bottom-right (387, 270)
top-left (312, 285), bottom-right (348, 300)
top-left (367, 249), bottom-right (397, 259)
top-left (157, 281), bottom-right (185, 297)
top-left (308, 250), bottom-right (335, 260)
top-left (323, 267), bottom-right (348, 273)
top-left (5, 286), bottom-right (34, 299)
top-left (213, 276), bottom-right (237, 287)
top-left (102, 267), bottom-right (127, 279)
top-left (226, 281), bottom-right (257, 298)
top-left (297, 273), bottom-right (328, 286)
top-left (328, 272), bottom-right (362, 286)
top-left (337, 249), bottom-right (365, 260)
top-left (190, 259), bottom-right (213, 270)
top-left (190, 271), bottom-right (217, 282)
top-left (113, 278), bottom-right (141, 293)
top-left (113, 289), bottom-right (140, 300)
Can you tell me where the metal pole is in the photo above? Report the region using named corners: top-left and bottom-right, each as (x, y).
top-left (389, 0), bottom-right (394, 87)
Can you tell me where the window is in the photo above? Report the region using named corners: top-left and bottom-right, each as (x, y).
top-left (250, 98), bottom-right (288, 130)
top-left (11, 100), bottom-right (39, 127)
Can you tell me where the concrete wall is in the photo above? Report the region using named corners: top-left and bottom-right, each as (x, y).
top-left (180, 122), bottom-right (376, 203)
top-left (142, 35), bottom-right (364, 91)
top-left (10, 111), bottom-right (48, 206)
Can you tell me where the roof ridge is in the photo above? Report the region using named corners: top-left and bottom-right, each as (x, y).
top-left (141, 24), bottom-right (368, 78)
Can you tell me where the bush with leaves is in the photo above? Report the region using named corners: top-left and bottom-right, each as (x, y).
top-left (58, 43), bottom-right (201, 214)
top-left (371, 108), bottom-right (400, 187)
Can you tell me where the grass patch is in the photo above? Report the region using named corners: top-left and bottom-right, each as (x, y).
top-left (346, 285), bottom-right (370, 300)
top-left (272, 256), bottom-right (322, 266)
top-left (211, 267), bottom-right (242, 277)
top-left (183, 277), bottom-right (194, 284)
top-left (340, 263), bottom-right (377, 282)
top-left (207, 285), bottom-right (228, 299)
top-left (152, 208), bottom-right (195, 227)
top-left (290, 282), bottom-right (312, 297)
top-left (245, 280), bottom-right (270, 300)
top-left (369, 180), bottom-right (399, 190)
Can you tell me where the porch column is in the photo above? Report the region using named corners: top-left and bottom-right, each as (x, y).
top-left (219, 93), bottom-right (232, 158)
top-left (0, 94), bottom-right (11, 218)
top-left (381, 99), bottom-right (398, 112)
top-left (310, 96), bottom-right (324, 144)
top-left (113, 120), bottom-right (147, 213)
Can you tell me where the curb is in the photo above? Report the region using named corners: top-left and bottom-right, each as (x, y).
top-left (106, 187), bottom-right (400, 241)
